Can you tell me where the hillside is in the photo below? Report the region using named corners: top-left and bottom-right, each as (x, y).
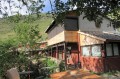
top-left (0, 14), bottom-right (53, 41)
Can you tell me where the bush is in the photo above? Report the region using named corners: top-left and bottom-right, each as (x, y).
top-left (0, 39), bottom-right (58, 79)
top-left (0, 39), bottom-right (29, 78)
top-left (59, 60), bottom-right (66, 72)
top-left (39, 58), bottom-right (57, 77)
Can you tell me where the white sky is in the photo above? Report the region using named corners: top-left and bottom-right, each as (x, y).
top-left (0, 0), bottom-right (67, 18)
top-left (0, 0), bottom-right (28, 17)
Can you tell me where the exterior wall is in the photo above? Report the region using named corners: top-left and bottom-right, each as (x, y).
top-left (104, 57), bottom-right (120, 71)
top-left (80, 56), bottom-right (104, 72)
top-left (47, 27), bottom-right (78, 46)
top-left (65, 31), bottom-right (78, 42)
top-left (47, 24), bottom-right (65, 46)
top-left (80, 33), bottom-right (104, 46)
top-left (79, 13), bottom-right (116, 32)
top-left (66, 43), bottom-right (79, 65)
top-left (79, 33), bottom-right (105, 72)
top-left (67, 52), bottom-right (79, 65)
top-left (39, 42), bottom-right (47, 49)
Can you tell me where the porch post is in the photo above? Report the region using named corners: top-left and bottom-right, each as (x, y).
top-left (78, 32), bottom-right (81, 68)
top-left (51, 47), bottom-right (52, 57)
top-left (64, 42), bottom-right (67, 70)
top-left (103, 42), bottom-right (107, 72)
top-left (56, 45), bottom-right (58, 59)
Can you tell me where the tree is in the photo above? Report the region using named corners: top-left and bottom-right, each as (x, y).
top-left (53, 0), bottom-right (120, 28)
top-left (14, 22), bottom-right (41, 47)
top-left (0, 0), bottom-right (120, 27)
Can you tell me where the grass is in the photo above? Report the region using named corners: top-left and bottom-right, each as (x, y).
top-left (0, 14), bottom-right (53, 41)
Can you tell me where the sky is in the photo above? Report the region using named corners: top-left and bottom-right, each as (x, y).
top-left (0, 0), bottom-right (52, 17)
top-left (43, 0), bottom-right (67, 12)
top-left (0, 0), bottom-right (67, 18)
top-left (43, 0), bottom-right (54, 12)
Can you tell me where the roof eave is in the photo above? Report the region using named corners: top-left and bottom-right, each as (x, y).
top-left (78, 31), bottom-right (106, 41)
top-left (45, 20), bottom-right (55, 33)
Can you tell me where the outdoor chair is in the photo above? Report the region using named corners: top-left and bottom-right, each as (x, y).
top-left (6, 68), bottom-right (20, 79)
top-left (6, 68), bottom-right (46, 79)
top-left (6, 68), bottom-right (44, 79)
top-left (6, 66), bottom-right (58, 79)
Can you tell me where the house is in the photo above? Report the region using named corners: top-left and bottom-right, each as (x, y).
top-left (36, 41), bottom-right (48, 55)
top-left (36, 41), bottom-right (47, 49)
top-left (45, 12), bottom-right (120, 73)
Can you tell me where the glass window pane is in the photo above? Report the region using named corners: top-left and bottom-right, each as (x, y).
top-left (82, 46), bottom-right (90, 56)
top-left (113, 44), bottom-right (119, 56)
top-left (106, 44), bottom-right (113, 56)
top-left (92, 45), bottom-right (101, 57)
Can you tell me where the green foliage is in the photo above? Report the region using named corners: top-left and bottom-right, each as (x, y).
top-left (41, 58), bottom-right (58, 76)
top-left (0, 14), bottom-right (53, 41)
top-left (14, 22), bottom-right (41, 46)
top-left (59, 60), bottom-right (66, 72)
top-left (1, 0), bottom-right (120, 29)
top-left (7, 14), bottom-right (22, 23)
top-left (43, 58), bottom-right (57, 67)
top-left (0, 39), bottom-right (29, 77)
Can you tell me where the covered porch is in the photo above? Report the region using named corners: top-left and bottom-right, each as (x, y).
top-left (47, 42), bottom-right (80, 69)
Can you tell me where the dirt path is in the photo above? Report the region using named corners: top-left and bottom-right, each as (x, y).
top-left (50, 69), bottom-right (106, 79)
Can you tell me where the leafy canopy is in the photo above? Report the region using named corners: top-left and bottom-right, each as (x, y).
top-left (0, 0), bottom-right (120, 27)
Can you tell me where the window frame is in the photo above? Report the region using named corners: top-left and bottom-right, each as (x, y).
top-left (105, 43), bottom-right (120, 57)
top-left (82, 46), bottom-right (91, 56)
top-left (81, 44), bottom-right (102, 57)
top-left (105, 43), bottom-right (113, 57)
top-left (113, 43), bottom-right (119, 56)
top-left (91, 45), bottom-right (102, 57)
top-left (64, 17), bottom-right (79, 31)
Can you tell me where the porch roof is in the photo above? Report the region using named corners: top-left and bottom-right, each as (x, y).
top-left (81, 31), bottom-right (120, 41)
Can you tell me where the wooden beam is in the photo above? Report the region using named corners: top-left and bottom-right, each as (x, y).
top-left (104, 42), bottom-right (107, 58)
top-left (58, 43), bottom-right (65, 46)
top-left (78, 32), bottom-right (106, 41)
top-left (51, 47), bottom-right (52, 57)
top-left (56, 45), bottom-right (58, 59)
top-left (64, 42), bottom-right (67, 70)
top-left (77, 33), bottom-right (81, 68)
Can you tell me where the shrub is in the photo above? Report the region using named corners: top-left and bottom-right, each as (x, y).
top-left (0, 39), bottom-right (29, 78)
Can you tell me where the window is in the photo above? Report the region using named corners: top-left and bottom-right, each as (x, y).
top-left (82, 46), bottom-right (91, 56)
top-left (64, 18), bottom-right (78, 31)
top-left (106, 44), bottom-right (113, 56)
top-left (113, 44), bottom-right (119, 56)
top-left (92, 45), bottom-right (101, 57)
top-left (106, 43), bottom-right (120, 57)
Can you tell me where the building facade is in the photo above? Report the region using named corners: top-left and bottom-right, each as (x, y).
top-left (45, 12), bottom-right (120, 72)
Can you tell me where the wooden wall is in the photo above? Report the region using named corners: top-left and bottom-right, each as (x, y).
top-left (104, 57), bottom-right (120, 72)
top-left (48, 31), bottom-right (65, 46)
top-left (65, 31), bottom-right (78, 42)
top-left (48, 24), bottom-right (65, 46)
top-left (48, 30), bottom-right (78, 46)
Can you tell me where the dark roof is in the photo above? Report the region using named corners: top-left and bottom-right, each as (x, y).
top-left (82, 31), bottom-right (120, 41)
top-left (45, 20), bottom-right (55, 33)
